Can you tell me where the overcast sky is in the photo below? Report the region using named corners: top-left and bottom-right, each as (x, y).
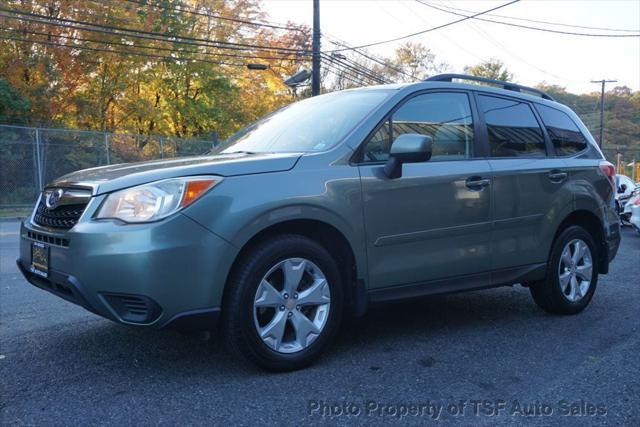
top-left (262, 0), bottom-right (640, 94)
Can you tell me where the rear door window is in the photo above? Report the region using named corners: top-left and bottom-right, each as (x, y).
top-left (478, 95), bottom-right (546, 158)
top-left (535, 104), bottom-right (588, 155)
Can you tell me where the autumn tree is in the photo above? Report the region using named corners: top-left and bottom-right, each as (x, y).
top-left (383, 41), bottom-right (448, 82)
top-left (0, 0), bottom-right (310, 140)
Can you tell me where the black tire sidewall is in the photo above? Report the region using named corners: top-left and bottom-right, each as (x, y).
top-left (226, 235), bottom-right (344, 371)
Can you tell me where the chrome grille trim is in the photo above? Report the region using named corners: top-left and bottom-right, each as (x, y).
top-left (31, 188), bottom-right (92, 230)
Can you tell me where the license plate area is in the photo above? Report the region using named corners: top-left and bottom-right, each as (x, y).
top-left (30, 242), bottom-right (49, 278)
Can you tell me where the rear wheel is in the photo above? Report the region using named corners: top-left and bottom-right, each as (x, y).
top-left (223, 235), bottom-right (343, 371)
top-left (530, 226), bottom-right (598, 314)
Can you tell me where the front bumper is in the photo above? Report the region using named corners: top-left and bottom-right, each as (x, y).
top-left (18, 212), bottom-right (238, 330)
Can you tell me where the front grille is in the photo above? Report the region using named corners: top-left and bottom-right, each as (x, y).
top-left (26, 230), bottom-right (70, 247)
top-left (33, 198), bottom-right (88, 230)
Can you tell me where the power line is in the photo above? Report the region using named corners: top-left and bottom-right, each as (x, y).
top-left (323, 33), bottom-right (414, 80)
top-left (423, 1), bottom-right (639, 33)
top-left (338, 54), bottom-right (392, 83)
top-left (325, 68), bottom-right (369, 87)
top-left (322, 61), bottom-right (371, 87)
top-left (0, 12), bottom-right (311, 58)
top-left (322, 59), bottom-right (384, 87)
top-left (0, 34), bottom-right (247, 67)
top-left (459, 16), bottom-right (574, 82)
top-left (0, 27), bottom-right (306, 63)
top-left (415, 1), bottom-right (640, 38)
top-left (123, 0), bottom-right (306, 32)
top-left (321, 55), bottom-right (387, 85)
top-left (322, 53), bottom-right (390, 84)
top-left (321, 55), bottom-right (383, 85)
top-left (591, 79), bottom-right (618, 147)
top-left (397, 0), bottom-right (484, 63)
top-left (327, 0), bottom-right (521, 52)
top-left (0, 6), bottom-right (310, 54)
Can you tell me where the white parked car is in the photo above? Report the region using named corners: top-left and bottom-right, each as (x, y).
top-left (620, 183), bottom-right (640, 226)
top-left (630, 202), bottom-right (640, 234)
top-left (615, 175), bottom-right (636, 223)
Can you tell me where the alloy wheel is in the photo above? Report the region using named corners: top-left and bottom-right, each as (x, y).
top-left (253, 258), bottom-right (331, 353)
top-left (558, 239), bottom-right (593, 302)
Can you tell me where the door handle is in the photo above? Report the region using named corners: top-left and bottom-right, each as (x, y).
top-left (548, 170), bottom-right (568, 183)
top-left (465, 176), bottom-right (490, 190)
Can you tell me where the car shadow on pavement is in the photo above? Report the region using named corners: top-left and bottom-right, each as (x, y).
top-left (43, 285), bottom-right (549, 376)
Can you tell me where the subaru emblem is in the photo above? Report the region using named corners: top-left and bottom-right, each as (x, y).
top-left (45, 188), bottom-right (64, 210)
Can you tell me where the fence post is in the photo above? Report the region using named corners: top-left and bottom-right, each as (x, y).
top-left (104, 132), bottom-right (111, 165)
top-left (160, 136), bottom-right (164, 159)
top-left (34, 127), bottom-right (43, 191)
top-left (211, 131), bottom-right (218, 149)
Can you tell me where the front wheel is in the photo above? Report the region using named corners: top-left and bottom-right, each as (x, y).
top-left (222, 235), bottom-right (343, 371)
top-left (530, 225), bottom-right (598, 315)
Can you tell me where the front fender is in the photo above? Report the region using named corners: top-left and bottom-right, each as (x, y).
top-left (182, 164), bottom-right (368, 283)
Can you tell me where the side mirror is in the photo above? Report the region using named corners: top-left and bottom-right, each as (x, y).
top-left (384, 134), bottom-right (432, 179)
top-left (618, 184), bottom-right (627, 194)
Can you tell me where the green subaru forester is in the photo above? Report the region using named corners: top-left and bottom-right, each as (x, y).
top-left (18, 74), bottom-right (621, 371)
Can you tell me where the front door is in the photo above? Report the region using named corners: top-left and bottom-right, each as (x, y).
top-left (357, 91), bottom-right (493, 289)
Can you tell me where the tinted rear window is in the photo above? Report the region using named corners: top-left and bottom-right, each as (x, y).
top-left (478, 95), bottom-right (546, 158)
top-left (536, 104), bottom-right (588, 156)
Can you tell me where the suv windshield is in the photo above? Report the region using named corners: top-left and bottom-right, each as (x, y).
top-left (212, 89), bottom-right (392, 154)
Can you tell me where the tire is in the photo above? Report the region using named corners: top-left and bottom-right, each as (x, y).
top-left (222, 234), bottom-right (344, 371)
top-left (530, 225), bottom-right (598, 315)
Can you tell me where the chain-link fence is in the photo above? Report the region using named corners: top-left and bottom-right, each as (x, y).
top-left (0, 124), bottom-right (214, 208)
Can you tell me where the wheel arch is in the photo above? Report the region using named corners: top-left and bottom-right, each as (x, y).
top-left (224, 217), bottom-right (367, 316)
top-left (551, 209), bottom-right (608, 274)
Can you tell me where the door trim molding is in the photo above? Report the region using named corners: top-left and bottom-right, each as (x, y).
top-left (374, 221), bottom-right (493, 247)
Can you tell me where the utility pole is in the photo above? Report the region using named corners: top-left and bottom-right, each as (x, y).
top-left (590, 79), bottom-right (617, 147)
top-left (312, 0), bottom-right (321, 96)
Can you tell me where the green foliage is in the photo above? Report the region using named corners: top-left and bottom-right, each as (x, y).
top-left (464, 58), bottom-right (514, 82)
top-left (0, 78), bottom-right (31, 124)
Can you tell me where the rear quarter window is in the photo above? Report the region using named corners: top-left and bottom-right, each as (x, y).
top-left (535, 104), bottom-right (588, 156)
top-left (478, 95), bottom-right (546, 158)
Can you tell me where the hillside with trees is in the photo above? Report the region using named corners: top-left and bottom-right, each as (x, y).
top-left (0, 1), bottom-right (638, 172)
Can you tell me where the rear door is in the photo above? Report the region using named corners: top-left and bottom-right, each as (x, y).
top-left (358, 91), bottom-right (493, 289)
top-left (477, 94), bottom-right (571, 270)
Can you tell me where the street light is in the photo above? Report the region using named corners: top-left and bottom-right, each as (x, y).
top-left (283, 69), bottom-right (311, 88)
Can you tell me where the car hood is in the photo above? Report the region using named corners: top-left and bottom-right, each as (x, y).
top-left (49, 152), bottom-right (302, 195)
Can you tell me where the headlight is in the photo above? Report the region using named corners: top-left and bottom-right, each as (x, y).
top-left (96, 176), bottom-right (222, 223)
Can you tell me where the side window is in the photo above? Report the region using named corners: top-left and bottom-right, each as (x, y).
top-left (362, 92), bottom-right (474, 162)
top-left (478, 95), bottom-right (546, 158)
top-left (535, 104), bottom-right (588, 155)
top-left (363, 121), bottom-right (391, 162)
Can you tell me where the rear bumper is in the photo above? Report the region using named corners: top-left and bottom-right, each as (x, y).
top-left (601, 204), bottom-right (621, 273)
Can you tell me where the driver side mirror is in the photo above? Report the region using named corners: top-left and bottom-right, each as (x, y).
top-left (618, 184), bottom-right (627, 194)
top-left (384, 134), bottom-right (432, 179)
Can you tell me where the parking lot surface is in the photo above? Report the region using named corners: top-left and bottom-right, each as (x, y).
top-left (1, 220), bottom-right (638, 425)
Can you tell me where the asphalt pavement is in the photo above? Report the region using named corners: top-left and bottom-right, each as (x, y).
top-left (1, 220), bottom-right (638, 425)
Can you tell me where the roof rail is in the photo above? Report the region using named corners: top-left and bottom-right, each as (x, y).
top-left (424, 73), bottom-right (555, 101)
